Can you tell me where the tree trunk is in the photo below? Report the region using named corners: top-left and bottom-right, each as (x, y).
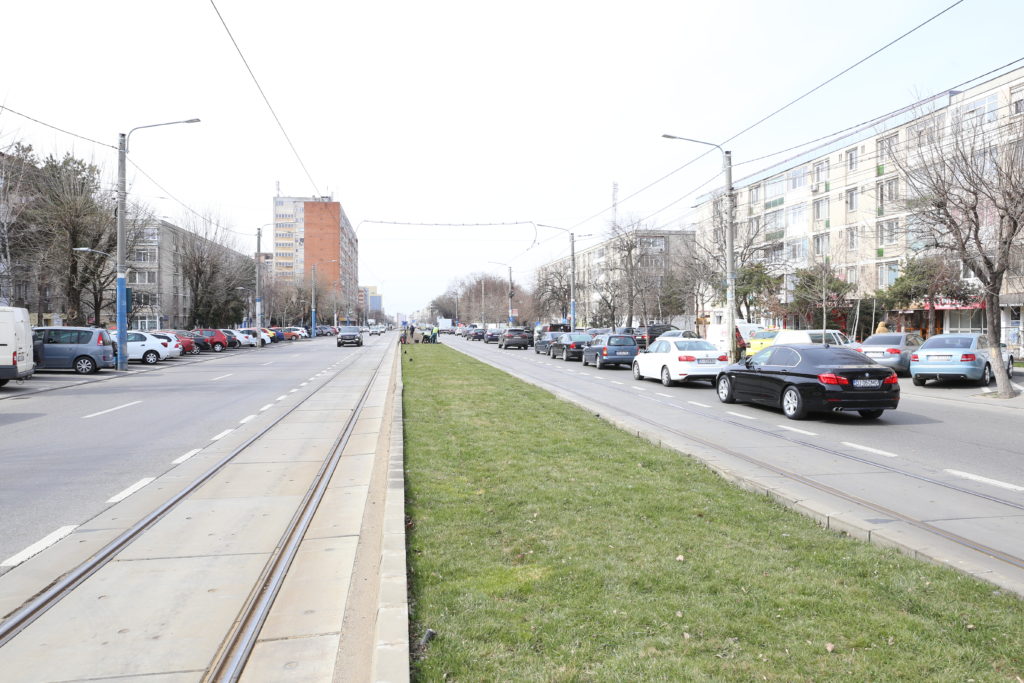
top-left (984, 289), bottom-right (1013, 398)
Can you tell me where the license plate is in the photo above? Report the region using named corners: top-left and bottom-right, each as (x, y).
top-left (867, 352), bottom-right (884, 357)
top-left (929, 355), bottom-right (951, 361)
top-left (697, 358), bottom-right (715, 364)
top-left (616, 351), bottom-right (630, 355)
top-left (853, 379), bottom-right (880, 388)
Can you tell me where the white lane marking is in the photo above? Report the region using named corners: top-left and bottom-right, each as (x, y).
top-left (239, 414), bottom-right (256, 424)
top-left (276, 395), bottom-right (287, 401)
top-left (656, 392), bottom-right (673, 398)
top-left (566, 369), bottom-right (575, 373)
top-left (945, 469), bottom-right (1024, 492)
top-left (259, 404), bottom-right (273, 412)
top-left (289, 388), bottom-right (298, 393)
top-left (300, 382), bottom-right (308, 387)
top-left (841, 441), bottom-right (898, 458)
top-left (777, 424), bottom-right (818, 436)
top-left (687, 401), bottom-right (710, 408)
top-left (107, 477), bottom-right (155, 503)
top-left (211, 373), bottom-right (233, 381)
top-left (172, 448), bottom-right (201, 465)
top-left (1013, 382), bottom-right (1024, 391)
top-left (2, 526), bottom-right (78, 567)
top-left (308, 377), bottom-right (316, 381)
top-left (211, 429), bottom-right (233, 441)
top-left (261, 362), bottom-right (273, 366)
top-left (83, 400), bottom-right (142, 419)
top-left (611, 381), bottom-right (624, 385)
top-left (727, 411), bottom-right (756, 420)
top-left (632, 386), bottom-right (645, 391)
top-left (593, 376), bottom-right (605, 380)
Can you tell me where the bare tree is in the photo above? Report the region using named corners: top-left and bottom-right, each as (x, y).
top-left (0, 143), bottom-right (39, 306)
top-left (178, 213), bottom-right (254, 327)
top-left (895, 109), bottom-right (1024, 397)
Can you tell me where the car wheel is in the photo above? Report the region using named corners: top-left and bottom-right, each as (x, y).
top-left (716, 375), bottom-right (735, 403)
top-left (337, 342), bottom-right (342, 347)
top-left (858, 409), bottom-right (884, 420)
top-left (213, 342), bottom-right (224, 352)
top-left (582, 355), bottom-right (589, 367)
top-left (563, 348), bottom-right (569, 361)
top-left (978, 364), bottom-right (992, 387)
top-left (632, 362), bottom-right (643, 380)
top-left (142, 350), bottom-right (160, 365)
top-left (661, 366), bottom-right (674, 387)
top-left (74, 356), bottom-right (97, 374)
top-left (191, 346), bottom-right (201, 355)
top-left (595, 355), bottom-right (603, 370)
top-left (912, 376), bottom-right (926, 387)
top-left (781, 386), bottom-right (807, 420)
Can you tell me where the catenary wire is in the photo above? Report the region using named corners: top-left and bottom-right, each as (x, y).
top-left (0, 104), bottom-right (116, 150)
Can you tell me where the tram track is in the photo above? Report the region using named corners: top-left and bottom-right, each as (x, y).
top-left (0, 341), bottom-right (395, 680)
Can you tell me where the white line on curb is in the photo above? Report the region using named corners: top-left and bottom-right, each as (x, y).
top-left (777, 424), bottom-right (817, 436)
top-left (945, 469), bottom-right (1024, 492)
top-left (211, 429), bottom-right (233, 441)
top-left (259, 404), bottom-right (273, 412)
top-left (1, 526), bottom-right (77, 567)
top-left (83, 401), bottom-right (142, 419)
top-left (107, 478), bottom-right (155, 503)
top-left (727, 411), bottom-right (756, 420)
top-left (172, 448), bottom-right (201, 465)
top-left (240, 414), bottom-right (256, 424)
top-left (211, 373), bottom-right (233, 381)
top-left (841, 441), bottom-right (898, 458)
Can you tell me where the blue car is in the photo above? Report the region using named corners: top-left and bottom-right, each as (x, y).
top-left (582, 334), bottom-right (638, 369)
top-left (910, 333), bottom-right (1013, 387)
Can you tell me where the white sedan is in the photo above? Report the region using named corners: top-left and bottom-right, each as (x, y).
top-left (110, 331), bottom-right (171, 365)
top-left (632, 338), bottom-right (728, 386)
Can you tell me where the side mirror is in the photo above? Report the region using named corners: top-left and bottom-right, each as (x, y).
top-left (744, 357), bottom-right (753, 368)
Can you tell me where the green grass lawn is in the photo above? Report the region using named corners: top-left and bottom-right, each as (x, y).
top-left (402, 343), bottom-right (1024, 681)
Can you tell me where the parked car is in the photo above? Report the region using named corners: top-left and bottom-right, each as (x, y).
top-left (484, 328), bottom-right (502, 344)
top-left (262, 327), bottom-right (284, 343)
top-left (31, 326), bottom-right (115, 374)
top-left (635, 324), bottom-right (679, 348)
top-left (910, 333), bottom-right (1013, 386)
top-left (271, 327), bottom-right (300, 341)
top-left (655, 329), bottom-right (701, 341)
top-left (772, 328), bottom-right (853, 347)
top-left (854, 332), bottom-right (924, 375)
top-left (547, 333), bottom-right (592, 361)
top-left (1, 306), bottom-right (35, 386)
top-left (584, 327), bottom-right (611, 337)
top-left (157, 330), bottom-right (199, 355)
top-left (534, 331), bottom-right (563, 355)
top-left (582, 334), bottom-right (639, 369)
top-left (149, 332), bottom-right (184, 357)
top-left (337, 326), bottom-right (363, 347)
top-left (498, 328), bottom-right (531, 349)
top-left (240, 328), bottom-right (271, 347)
top-left (109, 330), bottom-right (171, 364)
top-left (219, 329), bottom-right (242, 349)
top-left (746, 329), bottom-right (780, 354)
top-left (716, 344), bottom-right (900, 420)
top-left (228, 329), bottom-right (257, 347)
top-left (633, 339), bottom-right (728, 386)
top-left (192, 328), bottom-right (231, 352)
top-left (467, 328), bottom-right (486, 341)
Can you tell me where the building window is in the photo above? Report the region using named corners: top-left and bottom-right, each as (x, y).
top-left (748, 215), bottom-right (762, 235)
top-left (1013, 85), bottom-right (1024, 115)
top-left (812, 233), bottom-right (830, 256)
top-left (877, 178), bottom-right (899, 213)
top-left (133, 248), bottom-right (157, 262)
top-left (141, 227), bottom-right (159, 241)
top-left (788, 166), bottom-right (807, 190)
top-left (765, 175), bottom-right (785, 201)
top-left (812, 197), bottom-right (829, 222)
top-left (764, 209), bottom-right (784, 234)
top-left (946, 309), bottom-right (986, 334)
top-left (786, 238), bottom-right (807, 261)
top-left (877, 219), bottom-right (899, 246)
top-left (846, 148), bottom-right (858, 171)
top-left (639, 236), bottom-right (666, 252)
top-left (877, 261), bottom-right (900, 288)
top-left (748, 185), bottom-right (761, 205)
top-left (957, 94), bottom-right (998, 125)
top-left (786, 203), bottom-right (807, 229)
top-left (846, 187), bottom-right (859, 211)
top-left (813, 160), bottom-right (830, 183)
top-left (132, 316), bottom-right (159, 331)
top-left (876, 135), bottom-right (898, 164)
top-left (845, 265), bottom-right (858, 284)
top-left (128, 270), bottom-right (157, 284)
top-left (133, 290), bottom-right (155, 306)
top-left (847, 226), bottom-right (859, 250)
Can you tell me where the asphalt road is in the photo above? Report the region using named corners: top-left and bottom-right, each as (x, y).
top-left (0, 335), bottom-right (387, 572)
top-left (448, 334), bottom-right (1024, 592)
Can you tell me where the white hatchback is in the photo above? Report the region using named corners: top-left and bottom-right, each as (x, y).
top-left (149, 332), bottom-right (184, 357)
top-left (633, 338), bottom-right (728, 386)
top-left (110, 330), bottom-right (171, 364)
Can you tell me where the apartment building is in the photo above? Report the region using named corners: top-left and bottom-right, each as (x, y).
top-left (693, 65), bottom-right (1024, 345)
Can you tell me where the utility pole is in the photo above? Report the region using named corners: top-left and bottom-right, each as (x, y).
top-left (255, 226), bottom-right (263, 350)
top-left (115, 133), bottom-right (128, 371)
top-left (570, 232), bottom-right (576, 331)
top-left (311, 263), bottom-right (317, 338)
top-left (724, 150), bottom-right (737, 363)
top-left (506, 266), bottom-right (513, 324)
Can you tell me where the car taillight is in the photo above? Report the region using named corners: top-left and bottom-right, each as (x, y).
top-left (886, 348), bottom-right (901, 355)
top-left (601, 348), bottom-right (608, 356)
top-left (854, 347), bottom-right (862, 352)
top-left (911, 353), bottom-right (919, 361)
top-left (883, 372), bottom-right (899, 384)
top-left (161, 342), bottom-right (168, 347)
top-left (718, 355), bottom-right (728, 361)
top-left (818, 373), bottom-right (850, 385)
top-left (961, 353), bottom-right (976, 362)
top-left (570, 343), bottom-right (577, 349)
top-left (678, 355), bottom-right (696, 362)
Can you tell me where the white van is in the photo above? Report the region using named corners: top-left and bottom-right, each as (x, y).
top-left (773, 328), bottom-right (853, 347)
top-left (0, 306), bottom-right (34, 387)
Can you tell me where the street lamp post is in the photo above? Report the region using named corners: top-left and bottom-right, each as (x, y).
top-left (537, 225), bottom-right (577, 330)
top-left (489, 261), bottom-right (513, 325)
top-left (116, 118), bottom-right (200, 370)
top-left (661, 134), bottom-right (737, 362)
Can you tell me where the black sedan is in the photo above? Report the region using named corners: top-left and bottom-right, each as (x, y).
top-left (548, 333), bottom-right (592, 361)
top-left (534, 331), bottom-right (562, 355)
top-left (715, 344), bottom-right (899, 420)
top-left (467, 328), bottom-right (486, 341)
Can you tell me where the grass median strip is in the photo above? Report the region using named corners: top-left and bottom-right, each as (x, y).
top-left (402, 344), bottom-right (1024, 680)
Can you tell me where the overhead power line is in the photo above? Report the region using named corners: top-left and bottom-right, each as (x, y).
top-left (0, 104), bottom-right (115, 150)
top-left (209, 0), bottom-right (321, 197)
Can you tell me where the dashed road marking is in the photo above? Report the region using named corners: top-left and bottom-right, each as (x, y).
top-left (945, 469), bottom-right (1024, 492)
top-left (239, 414), bottom-right (256, 424)
top-left (841, 441), bottom-right (898, 458)
top-left (2, 526), bottom-right (78, 568)
top-left (656, 392), bottom-right (673, 398)
top-left (300, 382), bottom-right (308, 387)
top-left (777, 424), bottom-right (817, 436)
top-left (276, 395), bottom-right (287, 401)
top-left (259, 404), bottom-right (273, 412)
top-left (687, 401), bottom-right (710, 408)
top-left (83, 401), bottom-right (142, 419)
top-left (107, 478), bottom-right (155, 503)
top-left (172, 448), bottom-right (201, 465)
top-left (611, 381), bottom-right (624, 385)
top-left (211, 429), bottom-right (233, 441)
top-left (211, 373), bottom-right (233, 381)
top-left (727, 411), bottom-right (756, 420)
top-left (632, 386), bottom-right (645, 391)
top-left (289, 388), bottom-right (298, 393)
top-left (261, 362), bottom-right (273, 365)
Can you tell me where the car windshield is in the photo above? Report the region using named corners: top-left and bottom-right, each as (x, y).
top-left (608, 336), bottom-right (636, 346)
top-left (674, 340), bottom-right (716, 351)
top-left (920, 336), bottom-right (974, 350)
top-left (339, 327), bottom-right (360, 333)
top-left (752, 330), bottom-right (777, 339)
top-left (863, 334), bottom-right (903, 345)
top-left (505, 329), bottom-right (524, 334)
top-left (568, 334), bottom-right (591, 342)
top-left (807, 331), bottom-right (849, 345)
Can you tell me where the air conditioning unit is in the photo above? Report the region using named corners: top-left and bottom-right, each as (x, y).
top-left (811, 183), bottom-right (821, 193)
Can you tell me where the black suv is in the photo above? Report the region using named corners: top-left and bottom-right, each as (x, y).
top-left (498, 328), bottom-right (530, 349)
top-left (336, 326), bottom-right (363, 347)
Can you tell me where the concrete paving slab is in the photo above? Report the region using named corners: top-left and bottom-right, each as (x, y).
top-left (284, 409), bottom-right (353, 424)
top-left (330, 453), bottom-right (375, 488)
top-left (0, 554), bottom-right (267, 679)
top-left (305, 485), bottom-right (369, 539)
top-left (260, 422), bottom-right (346, 441)
top-left (342, 433), bottom-right (379, 456)
top-left (242, 633), bottom-right (340, 683)
top-left (352, 416), bottom-right (384, 435)
top-left (258, 536), bottom-right (358, 640)
top-left (230, 439), bottom-right (334, 464)
top-left (117, 496), bottom-right (302, 560)
top-left (192, 461), bottom-right (323, 499)
top-left (928, 513), bottom-right (1024, 559)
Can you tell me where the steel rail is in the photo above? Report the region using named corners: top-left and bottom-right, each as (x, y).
top-left (0, 347), bottom-right (369, 647)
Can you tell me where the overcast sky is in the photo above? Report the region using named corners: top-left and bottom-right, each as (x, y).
top-left (2, 0), bottom-right (1022, 317)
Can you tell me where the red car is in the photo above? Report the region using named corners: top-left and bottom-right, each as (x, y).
top-left (156, 330), bottom-right (198, 355)
top-left (192, 328), bottom-right (231, 352)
